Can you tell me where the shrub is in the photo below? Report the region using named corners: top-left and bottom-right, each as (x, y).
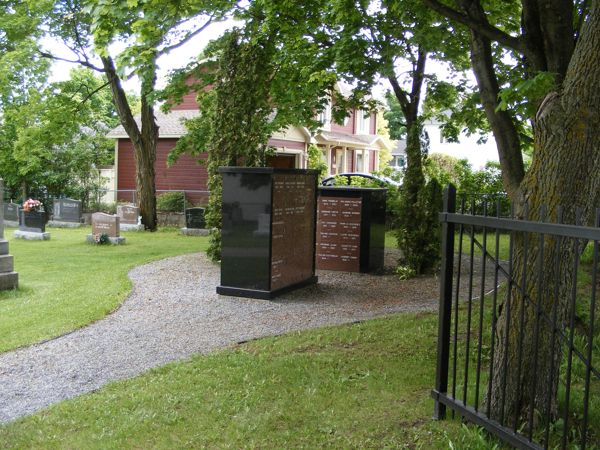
top-left (157, 192), bottom-right (185, 212)
top-left (89, 201), bottom-right (117, 214)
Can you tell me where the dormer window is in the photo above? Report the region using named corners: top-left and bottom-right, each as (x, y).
top-left (318, 100), bottom-right (332, 131)
top-left (356, 110), bottom-right (370, 134)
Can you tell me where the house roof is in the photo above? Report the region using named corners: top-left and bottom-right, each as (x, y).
top-left (316, 130), bottom-right (392, 151)
top-left (393, 139), bottom-right (407, 155)
top-left (106, 109), bottom-right (200, 139)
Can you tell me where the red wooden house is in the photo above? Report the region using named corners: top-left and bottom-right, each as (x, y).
top-left (107, 84), bottom-right (390, 204)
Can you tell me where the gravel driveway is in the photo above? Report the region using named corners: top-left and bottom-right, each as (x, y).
top-left (0, 250), bottom-right (492, 423)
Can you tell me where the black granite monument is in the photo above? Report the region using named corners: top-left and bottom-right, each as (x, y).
top-left (185, 207), bottom-right (206, 229)
top-left (217, 167), bottom-right (318, 299)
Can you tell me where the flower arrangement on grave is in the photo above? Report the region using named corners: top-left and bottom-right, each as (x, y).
top-left (92, 233), bottom-right (110, 245)
top-left (22, 198), bottom-right (43, 212)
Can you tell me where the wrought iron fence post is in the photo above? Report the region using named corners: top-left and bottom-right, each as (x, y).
top-left (433, 184), bottom-right (456, 420)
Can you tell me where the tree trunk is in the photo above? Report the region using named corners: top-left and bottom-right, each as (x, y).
top-left (459, 0), bottom-right (524, 198)
top-left (487, 0), bottom-right (600, 425)
top-left (102, 56), bottom-right (158, 230)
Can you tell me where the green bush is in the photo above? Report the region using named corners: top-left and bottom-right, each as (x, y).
top-left (89, 201), bottom-right (117, 214)
top-left (157, 192), bottom-right (185, 212)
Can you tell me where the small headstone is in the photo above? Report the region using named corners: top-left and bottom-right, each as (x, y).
top-left (185, 207), bottom-right (205, 229)
top-left (117, 205), bottom-right (143, 231)
top-left (3, 202), bottom-right (18, 226)
top-left (181, 207), bottom-right (209, 236)
top-left (87, 213), bottom-right (125, 245)
top-left (14, 203), bottom-right (50, 240)
top-left (0, 180), bottom-right (18, 289)
top-left (49, 198), bottom-right (83, 227)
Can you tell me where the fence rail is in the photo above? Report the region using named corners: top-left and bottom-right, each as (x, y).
top-left (433, 185), bottom-right (600, 449)
top-left (3, 189), bottom-right (210, 215)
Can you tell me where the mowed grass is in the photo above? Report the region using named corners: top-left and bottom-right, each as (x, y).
top-left (0, 312), bottom-right (503, 449)
top-left (0, 226), bottom-right (208, 353)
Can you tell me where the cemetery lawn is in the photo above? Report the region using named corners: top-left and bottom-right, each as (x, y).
top-left (0, 227), bottom-right (208, 354)
top-left (0, 312), bottom-right (504, 449)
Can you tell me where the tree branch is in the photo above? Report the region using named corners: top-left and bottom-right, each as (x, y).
top-left (421, 0), bottom-right (526, 55)
top-left (39, 51), bottom-right (105, 72)
top-left (388, 75), bottom-right (411, 115)
top-left (410, 48), bottom-right (427, 117)
top-left (158, 17), bottom-right (215, 56)
top-left (78, 81), bottom-right (111, 105)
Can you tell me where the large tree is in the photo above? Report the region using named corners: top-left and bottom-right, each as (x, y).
top-left (165, 3), bottom-right (343, 259)
top-left (423, 0), bottom-right (598, 426)
top-left (30, 0), bottom-right (232, 230)
top-left (4, 68), bottom-right (117, 204)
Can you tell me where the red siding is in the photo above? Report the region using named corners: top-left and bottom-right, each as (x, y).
top-left (117, 138), bottom-right (209, 204)
top-left (369, 150), bottom-right (376, 172)
top-left (170, 92), bottom-right (199, 111)
top-left (268, 138), bottom-right (305, 150)
top-left (370, 112), bottom-right (377, 135)
top-left (331, 109), bottom-right (355, 134)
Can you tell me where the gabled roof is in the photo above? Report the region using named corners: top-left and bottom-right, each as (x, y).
top-left (316, 130), bottom-right (392, 151)
top-left (107, 110), bottom-right (200, 139)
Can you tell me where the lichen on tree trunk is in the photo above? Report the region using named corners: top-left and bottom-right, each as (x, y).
top-left (486, 0), bottom-right (600, 425)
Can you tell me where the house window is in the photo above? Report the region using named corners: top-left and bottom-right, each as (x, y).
top-left (335, 148), bottom-right (345, 173)
top-left (318, 100), bottom-right (332, 130)
top-left (391, 155), bottom-right (406, 169)
top-left (357, 110), bottom-right (370, 134)
top-left (356, 152), bottom-right (364, 172)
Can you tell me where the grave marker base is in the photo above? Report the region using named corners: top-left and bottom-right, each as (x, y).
top-left (217, 276), bottom-right (318, 300)
top-left (86, 234), bottom-right (126, 245)
top-left (47, 220), bottom-right (83, 228)
top-left (180, 227), bottom-right (210, 236)
top-left (120, 223), bottom-right (143, 231)
top-left (13, 230), bottom-right (50, 241)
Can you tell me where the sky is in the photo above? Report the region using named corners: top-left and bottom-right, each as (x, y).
top-left (44, 18), bottom-right (498, 168)
top-left (46, 19), bottom-right (238, 91)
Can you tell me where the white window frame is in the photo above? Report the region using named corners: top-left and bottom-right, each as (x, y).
top-left (356, 110), bottom-right (371, 134)
top-left (318, 99), bottom-right (332, 131)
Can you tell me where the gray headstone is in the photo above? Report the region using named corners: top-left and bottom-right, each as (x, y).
top-left (53, 198), bottom-right (82, 222)
top-left (4, 202), bottom-right (19, 222)
top-left (0, 179), bottom-right (18, 289)
top-left (117, 205), bottom-right (140, 225)
top-left (92, 213), bottom-right (120, 237)
top-left (185, 207), bottom-right (205, 229)
top-left (0, 181), bottom-right (3, 239)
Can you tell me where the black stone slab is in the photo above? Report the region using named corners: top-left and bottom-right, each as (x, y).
top-left (217, 167), bottom-right (318, 299)
top-left (185, 207), bottom-right (205, 229)
top-left (19, 210), bottom-right (46, 233)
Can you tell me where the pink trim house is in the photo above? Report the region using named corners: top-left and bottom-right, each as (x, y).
top-left (107, 85), bottom-right (391, 201)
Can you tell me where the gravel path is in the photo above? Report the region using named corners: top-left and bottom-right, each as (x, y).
top-left (0, 250), bottom-right (494, 423)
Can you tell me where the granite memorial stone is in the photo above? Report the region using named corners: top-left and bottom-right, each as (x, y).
top-left (0, 180), bottom-right (18, 289)
top-left (316, 187), bottom-right (386, 273)
top-left (3, 202), bottom-right (18, 226)
top-left (217, 167), bottom-right (318, 299)
top-left (181, 207), bottom-right (208, 236)
top-left (87, 213), bottom-right (125, 244)
top-left (117, 205), bottom-right (143, 231)
top-left (14, 203), bottom-right (50, 240)
top-left (49, 198), bottom-right (83, 227)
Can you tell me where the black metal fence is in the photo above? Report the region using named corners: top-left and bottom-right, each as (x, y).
top-left (433, 185), bottom-right (600, 449)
